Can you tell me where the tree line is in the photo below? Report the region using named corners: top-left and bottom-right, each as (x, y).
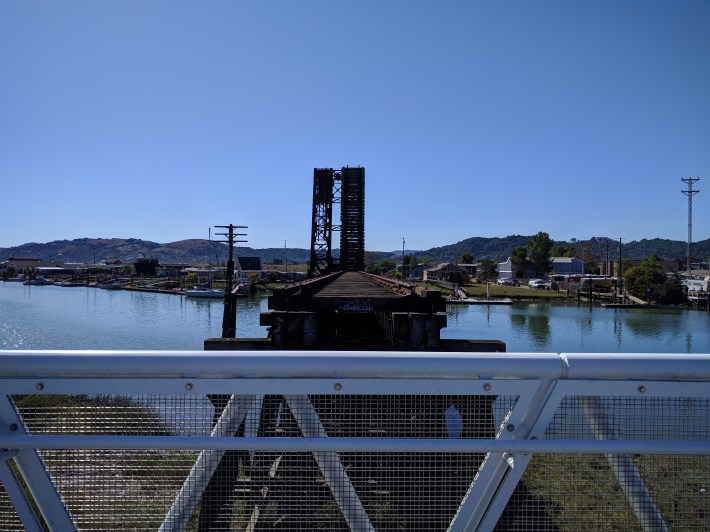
top-left (367, 231), bottom-right (688, 305)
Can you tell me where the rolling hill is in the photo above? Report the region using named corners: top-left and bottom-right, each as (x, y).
top-left (1, 235), bottom-right (706, 267)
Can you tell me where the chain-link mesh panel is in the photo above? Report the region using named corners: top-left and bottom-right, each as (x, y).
top-left (500, 454), bottom-right (710, 531)
top-left (195, 394), bottom-right (515, 530)
top-left (494, 396), bottom-right (710, 531)
top-left (6, 393), bottom-right (514, 530)
top-left (6, 392), bottom-right (710, 530)
top-left (39, 448), bottom-right (200, 530)
top-left (10, 395), bottom-right (204, 530)
top-left (546, 396), bottom-right (710, 441)
top-left (0, 480), bottom-right (27, 532)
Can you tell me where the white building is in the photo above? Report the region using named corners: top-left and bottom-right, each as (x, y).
top-left (497, 258), bottom-right (515, 280)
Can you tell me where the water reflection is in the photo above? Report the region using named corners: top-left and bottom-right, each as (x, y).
top-left (442, 300), bottom-right (710, 353)
top-left (508, 312), bottom-right (550, 350)
top-left (613, 313), bottom-right (623, 351)
top-left (4, 281), bottom-right (710, 353)
top-left (0, 283), bottom-right (270, 350)
top-left (527, 315), bottom-right (550, 349)
top-left (625, 316), bottom-right (665, 339)
top-left (510, 314), bottom-right (526, 328)
top-left (184, 297), bottom-right (216, 330)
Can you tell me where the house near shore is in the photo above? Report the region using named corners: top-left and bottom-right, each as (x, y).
top-left (498, 256), bottom-right (585, 280)
top-left (497, 258), bottom-right (515, 280)
top-left (407, 263), bottom-right (431, 281)
top-left (237, 257), bottom-right (262, 271)
top-left (457, 263), bottom-right (477, 278)
top-left (156, 263), bottom-right (191, 277)
top-left (133, 257), bottom-right (159, 276)
top-left (550, 257), bottom-right (585, 276)
top-left (497, 258), bottom-right (538, 279)
top-left (4, 257), bottom-right (68, 273)
top-left (683, 276), bottom-right (710, 294)
top-left (423, 262), bottom-right (468, 284)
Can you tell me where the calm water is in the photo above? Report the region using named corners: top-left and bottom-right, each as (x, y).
top-left (444, 301), bottom-right (710, 353)
top-left (2, 282), bottom-right (710, 353)
top-left (0, 282), bottom-right (268, 350)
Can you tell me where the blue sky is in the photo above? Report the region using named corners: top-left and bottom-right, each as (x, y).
top-left (1, 1), bottom-right (709, 252)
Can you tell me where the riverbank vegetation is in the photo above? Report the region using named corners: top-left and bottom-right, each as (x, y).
top-left (623, 255), bottom-right (686, 305)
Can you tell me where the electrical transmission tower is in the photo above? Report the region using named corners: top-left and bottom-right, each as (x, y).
top-left (681, 177), bottom-right (700, 276)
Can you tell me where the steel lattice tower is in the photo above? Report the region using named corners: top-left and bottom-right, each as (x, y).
top-left (309, 167), bottom-right (365, 277)
top-left (309, 169), bottom-right (336, 277)
top-left (339, 167), bottom-right (365, 272)
top-left (681, 177), bottom-right (700, 275)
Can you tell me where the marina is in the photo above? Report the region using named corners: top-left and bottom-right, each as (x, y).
top-left (3, 172), bottom-right (710, 530)
top-left (3, 280), bottom-right (709, 353)
top-left (0, 281), bottom-right (267, 351)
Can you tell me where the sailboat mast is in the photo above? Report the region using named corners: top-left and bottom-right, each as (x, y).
top-left (208, 228), bottom-right (213, 288)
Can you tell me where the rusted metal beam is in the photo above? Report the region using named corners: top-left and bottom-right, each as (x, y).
top-left (360, 272), bottom-right (419, 296)
top-left (269, 272), bottom-right (445, 314)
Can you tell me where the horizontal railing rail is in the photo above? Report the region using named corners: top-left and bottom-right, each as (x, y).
top-left (1, 350), bottom-right (709, 532)
top-left (3, 435), bottom-right (710, 454)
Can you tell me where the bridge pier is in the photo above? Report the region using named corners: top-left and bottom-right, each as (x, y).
top-left (260, 310), bottom-right (448, 350)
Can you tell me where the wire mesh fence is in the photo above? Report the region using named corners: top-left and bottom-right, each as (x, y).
top-left (5, 393), bottom-right (515, 530)
top-left (499, 395), bottom-right (710, 531)
top-left (1, 352), bottom-right (710, 531)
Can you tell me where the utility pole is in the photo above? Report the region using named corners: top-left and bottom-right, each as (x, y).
top-left (284, 240), bottom-right (288, 273)
top-left (681, 177), bottom-right (700, 277)
top-left (402, 237), bottom-right (406, 277)
top-left (214, 224), bottom-right (247, 338)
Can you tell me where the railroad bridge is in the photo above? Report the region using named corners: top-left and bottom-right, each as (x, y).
top-left (1, 170), bottom-right (701, 531)
top-left (209, 166), bottom-right (503, 353)
top-left (199, 167), bottom-right (503, 530)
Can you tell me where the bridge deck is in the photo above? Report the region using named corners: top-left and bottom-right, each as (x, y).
top-left (312, 271), bottom-right (401, 299)
top-left (268, 271), bottom-right (445, 313)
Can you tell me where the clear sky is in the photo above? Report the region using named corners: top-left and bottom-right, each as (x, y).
top-left (1, 1), bottom-right (709, 252)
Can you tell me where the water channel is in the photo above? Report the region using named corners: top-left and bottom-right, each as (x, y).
top-left (2, 282), bottom-right (709, 353)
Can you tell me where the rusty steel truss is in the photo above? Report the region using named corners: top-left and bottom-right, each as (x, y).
top-left (309, 167), bottom-right (365, 277)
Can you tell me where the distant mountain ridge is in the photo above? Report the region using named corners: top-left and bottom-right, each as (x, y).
top-left (0, 238), bottom-right (311, 266)
top-left (0, 235), bottom-right (706, 266)
top-left (423, 235), bottom-right (709, 264)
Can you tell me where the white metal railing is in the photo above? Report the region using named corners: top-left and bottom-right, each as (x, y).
top-left (1, 350), bottom-right (709, 531)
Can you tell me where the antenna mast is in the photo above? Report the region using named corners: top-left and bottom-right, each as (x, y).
top-left (681, 177), bottom-right (700, 276)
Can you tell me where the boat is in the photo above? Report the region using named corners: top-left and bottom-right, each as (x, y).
top-left (185, 228), bottom-right (224, 299)
top-left (185, 283), bottom-right (225, 298)
top-left (232, 281), bottom-right (252, 297)
top-left (23, 276), bottom-right (53, 286)
top-left (5, 274), bottom-right (25, 282)
top-left (99, 279), bottom-right (124, 290)
top-left (57, 281), bottom-right (85, 287)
